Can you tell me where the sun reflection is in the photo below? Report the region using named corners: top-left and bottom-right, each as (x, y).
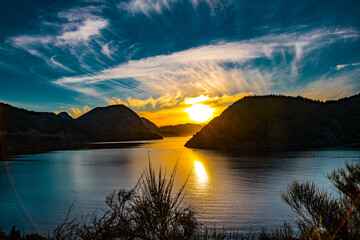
top-left (194, 161), bottom-right (208, 186)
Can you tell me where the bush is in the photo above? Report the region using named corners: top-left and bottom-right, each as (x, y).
top-left (258, 223), bottom-right (297, 240)
top-left (282, 162), bottom-right (360, 239)
top-left (53, 161), bottom-right (256, 240)
top-left (54, 161), bottom-right (198, 239)
top-left (0, 226), bottom-right (47, 240)
top-left (53, 161), bottom-right (360, 239)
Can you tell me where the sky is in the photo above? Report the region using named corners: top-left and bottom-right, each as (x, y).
top-left (0, 0), bottom-right (359, 125)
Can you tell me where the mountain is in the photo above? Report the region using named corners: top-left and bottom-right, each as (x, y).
top-left (185, 94), bottom-right (360, 150)
top-left (0, 102), bottom-right (83, 156)
top-left (57, 111), bottom-right (73, 120)
top-left (0, 103), bottom-right (161, 157)
top-left (159, 123), bottom-right (203, 137)
top-left (77, 105), bottom-right (162, 141)
top-left (141, 117), bottom-right (162, 136)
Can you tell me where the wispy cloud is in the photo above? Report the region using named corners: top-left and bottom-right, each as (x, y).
top-left (7, 4), bottom-right (108, 62)
top-left (119, 0), bottom-right (230, 16)
top-left (119, 0), bottom-right (175, 16)
top-left (54, 28), bottom-right (359, 102)
top-left (55, 106), bottom-right (92, 118)
top-left (106, 91), bottom-right (183, 109)
top-left (334, 62), bottom-right (360, 70)
top-left (10, 35), bottom-right (53, 46)
top-left (53, 41), bottom-right (267, 97)
top-left (57, 6), bottom-right (103, 22)
top-left (56, 19), bottom-right (108, 44)
top-left (289, 69), bottom-right (360, 100)
top-left (50, 55), bottom-right (75, 72)
top-left (101, 42), bottom-right (113, 59)
top-left (6, 6), bottom-right (109, 77)
top-left (69, 106), bottom-right (91, 118)
top-left (106, 97), bottom-right (128, 106)
top-left (184, 95), bottom-right (210, 104)
top-left (10, 18), bottom-right (108, 48)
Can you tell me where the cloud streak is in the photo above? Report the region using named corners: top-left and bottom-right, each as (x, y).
top-left (55, 106), bottom-right (92, 118)
top-left (334, 62), bottom-right (360, 70)
top-left (53, 28), bottom-right (359, 103)
top-left (10, 18), bottom-right (108, 48)
top-left (118, 0), bottom-right (228, 16)
top-left (56, 19), bottom-right (108, 44)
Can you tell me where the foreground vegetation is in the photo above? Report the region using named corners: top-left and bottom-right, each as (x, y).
top-left (1, 161), bottom-right (359, 240)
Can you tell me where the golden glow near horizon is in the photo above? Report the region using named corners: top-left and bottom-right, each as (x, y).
top-left (194, 161), bottom-right (208, 185)
top-left (101, 92), bottom-right (253, 126)
top-left (184, 95), bottom-right (210, 104)
top-left (184, 103), bottom-right (215, 123)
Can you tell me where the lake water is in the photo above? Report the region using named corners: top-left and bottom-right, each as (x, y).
top-left (1, 137), bottom-right (359, 235)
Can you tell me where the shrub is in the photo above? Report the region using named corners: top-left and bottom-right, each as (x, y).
top-left (282, 162), bottom-right (360, 239)
top-left (0, 226), bottom-right (47, 240)
top-left (53, 161), bottom-right (360, 239)
top-left (258, 223), bottom-right (297, 240)
top-left (54, 161), bottom-right (198, 239)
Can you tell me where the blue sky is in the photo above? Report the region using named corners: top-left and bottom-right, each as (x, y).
top-left (0, 0), bottom-right (360, 122)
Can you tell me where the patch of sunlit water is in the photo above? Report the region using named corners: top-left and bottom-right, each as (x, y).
top-left (194, 160), bottom-right (209, 188)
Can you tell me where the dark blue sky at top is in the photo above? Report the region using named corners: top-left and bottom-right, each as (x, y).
top-left (0, 0), bottom-right (359, 113)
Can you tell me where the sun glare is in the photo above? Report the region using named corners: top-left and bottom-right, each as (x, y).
top-left (184, 103), bottom-right (215, 123)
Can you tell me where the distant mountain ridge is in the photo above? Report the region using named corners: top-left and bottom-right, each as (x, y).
top-left (185, 94), bottom-right (360, 150)
top-left (141, 117), bottom-right (162, 136)
top-left (0, 103), bottom-right (161, 157)
top-left (159, 123), bottom-right (203, 137)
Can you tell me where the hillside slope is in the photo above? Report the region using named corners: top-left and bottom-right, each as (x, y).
top-left (77, 105), bottom-right (162, 141)
top-left (141, 117), bottom-right (162, 136)
top-left (185, 94), bottom-right (360, 150)
top-left (0, 103), bottom-right (161, 156)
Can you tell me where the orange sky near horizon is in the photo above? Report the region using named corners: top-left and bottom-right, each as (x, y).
top-left (57, 92), bottom-right (254, 126)
top-left (58, 90), bottom-right (357, 127)
top-left (108, 93), bottom-right (252, 126)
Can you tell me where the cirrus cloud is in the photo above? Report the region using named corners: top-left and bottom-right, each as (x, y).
top-left (53, 27), bottom-right (359, 104)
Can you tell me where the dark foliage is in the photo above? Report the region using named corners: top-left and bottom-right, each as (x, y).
top-left (186, 94), bottom-right (360, 150)
top-left (53, 161), bottom-right (198, 239)
top-left (0, 226), bottom-right (47, 240)
top-left (282, 162), bottom-right (360, 239)
top-left (258, 223), bottom-right (297, 240)
top-left (0, 103), bottom-right (161, 157)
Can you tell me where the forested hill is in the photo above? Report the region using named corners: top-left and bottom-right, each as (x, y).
top-left (185, 94), bottom-right (360, 150)
top-left (0, 103), bottom-right (161, 157)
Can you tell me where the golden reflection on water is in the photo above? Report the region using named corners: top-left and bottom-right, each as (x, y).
top-left (126, 137), bottom-right (214, 197)
top-left (194, 160), bottom-right (208, 187)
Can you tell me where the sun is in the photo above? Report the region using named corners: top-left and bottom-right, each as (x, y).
top-left (184, 103), bottom-right (215, 123)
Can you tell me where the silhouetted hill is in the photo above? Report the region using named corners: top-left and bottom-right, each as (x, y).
top-left (57, 111), bottom-right (73, 120)
top-left (160, 123), bottom-right (203, 137)
top-left (77, 105), bottom-right (162, 141)
top-left (0, 103), bottom-right (161, 157)
top-left (185, 94), bottom-right (360, 150)
top-left (141, 117), bottom-right (162, 136)
top-left (0, 102), bottom-right (83, 156)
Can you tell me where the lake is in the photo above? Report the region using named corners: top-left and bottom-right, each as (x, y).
top-left (1, 137), bottom-right (359, 235)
